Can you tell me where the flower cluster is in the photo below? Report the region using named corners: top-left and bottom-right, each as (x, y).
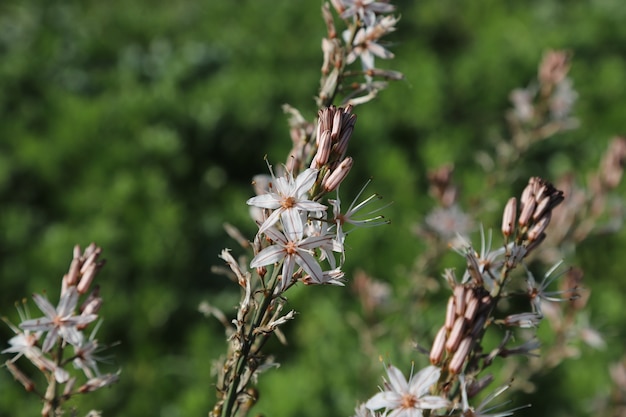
top-left (211, 104), bottom-right (389, 417)
top-left (354, 176), bottom-right (580, 417)
top-left (318, 0), bottom-right (402, 107)
top-left (507, 49), bottom-right (579, 151)
top-left (2, 244), bottom-right (118, 417)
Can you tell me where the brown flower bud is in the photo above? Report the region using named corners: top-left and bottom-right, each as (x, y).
top-left (449, 337), bottom-right (473, 374)
top-left (446, 316), bottom-right (466, 353)
top-left (445, 296), bottom-right (456, 331)
top-left (430, 326), bottom-right (447, 365)
top-left (502, 197), bottom-right (517, 237)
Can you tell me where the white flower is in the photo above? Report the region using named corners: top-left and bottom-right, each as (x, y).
top-left (345, 15), bottom-right (397, 70)
top-left (339, 0), bottom-right (396, 27)
top-left (247, 168), bottom-right (327, 239)
top-left (250, 225), bottom-right (331, 293)
top-left (366, 365), bottom-right (450, 417)
top-left (20, 287), bottom-right (97, 352)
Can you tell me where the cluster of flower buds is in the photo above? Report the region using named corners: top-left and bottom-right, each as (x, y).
top-left (2, 244), bottom-right (118, 417)
top-left (429, 277), bottom-right (494, 375)
top-left (428, 178), bottom-right (566, 379)
top-left (318, 0), bottom-right (403, 107)
top-left (502, 176), bottom-right (564, 255)
top-left (247, 106), bottom-right (377, 294)
top-left (312, 105), bottom-right (356, 194)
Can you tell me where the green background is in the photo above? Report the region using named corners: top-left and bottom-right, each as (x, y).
top-left (1, 0), bottom-right (624, 416)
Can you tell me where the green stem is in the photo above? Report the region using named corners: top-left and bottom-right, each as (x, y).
top-left (220, 267), bottom-right (280, 417)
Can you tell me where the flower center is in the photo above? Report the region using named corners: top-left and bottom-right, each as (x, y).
top-left (281, 196), bottom-right (297, 209)
top-left (400, 393), bottom-right (418, 409)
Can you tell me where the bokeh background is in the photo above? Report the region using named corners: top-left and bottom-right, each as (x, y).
top-left (1, 0), bottom-right (625, 416)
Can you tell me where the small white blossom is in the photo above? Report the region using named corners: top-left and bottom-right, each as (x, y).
top-left (247, 168), bottom-right (327, 239)
top-left (366, 364), bottom-right (449, 417)
top-left (20, 287), bottom-right (97, 352)
top-left (250, 225), bottom-right (331, 293)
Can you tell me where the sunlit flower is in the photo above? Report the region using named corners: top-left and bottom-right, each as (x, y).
top-left (365, 364), bottom-right (449, 417)
top-left (20, 287), bottom-right (97, 352)
top-left (247, 168), bottom-right (327, 239)
top-left (250, 225), bottom-right (331, 293)
top-left (345, 16), bottom-right (398, 70)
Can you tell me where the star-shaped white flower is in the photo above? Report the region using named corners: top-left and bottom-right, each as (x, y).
top-left (366, 365), bottom-right (450, 417)
top-left (20, 287), bottom-right (97, 352)
top-left (250, 225), bottom-right (330, 293)
top-left (247, 168), bottom-right (327, 239)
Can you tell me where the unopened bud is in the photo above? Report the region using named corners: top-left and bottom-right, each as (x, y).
top-left (444, 296), bottom-right (456, 331)
top-left (333, 124), bottom-right (353, 160)
top-left (502, 197), bottom-right (517, 237)
top-left (77, 263), bottom-right (99, 295)
top-left (464, 297), bottom-right (479, 322)
top-left (527, 212), bottom-right (551, 242)
top-left (446, 316), bottom-right (466, 353)
top-left (80, 286), bottom-right (102, 316)
top-left (322, 157), bottom-right (353, 192)
top-left (311, 130), bottom-right (333, 169)
top-left (518, 198), bottom-right (536, 227)
top-left (524, 232), bottom-right (546, 255)
top-left (66, 258), bottom-right (81, 286)
top-left (430, 326), bottom-right (447, 365)
top-left (449, 337), bottom-right (473, 374)
top-left (454, 285), bottom-right (466, 317)
top-left (5, 361), bottom-right (34, 392)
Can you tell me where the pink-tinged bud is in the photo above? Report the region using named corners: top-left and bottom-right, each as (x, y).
top-left (532, 195), bottom-right (552, 221)
top-left (520, 180), bottom-right (535, 207)
top-left (331, 108), bottom-right (343, 140)
top-left (322, 157), bottom-right (353, 192)
top-left (524, 232), bottom-right (546, 254)
top-left (445, 296), bottom-right (456, 330)
top-left (333, 125), bottom-right (353, 160)
top-left (430, 326), bottom-right (447, 365)
top-left (80, 286), bottom-right (102, 316)
top-left (77, 261), bottom-right (103, 295)
top-left (527, 212), bottom-right (551, 242)
top-left (518, 198), bottom-right (536, 227)
top-left (66, 257), bottom-right (81, 286)
top-left (464, 297), bottom-right (479, 322)
top-left (502, 197), bottom-right (517, 237)
top-left (454, 285), bottom-right (466, 317)
top-left (449, 337), bottom-right (473, 374)
top-left (5, 361), bottom-right (35, 392)
top-left (80, 248), bottom-right (101, 274)
top-left (311, 130), bottom-right (333, 169)
top-left (83, 242), bottom-right (98, 258)
top-left (446, 316), bottom-right (466, 353)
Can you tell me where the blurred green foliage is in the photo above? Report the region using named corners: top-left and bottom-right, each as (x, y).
top-left (1, 0), bottom-right (624, 416)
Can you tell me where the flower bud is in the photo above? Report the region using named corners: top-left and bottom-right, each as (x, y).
top-left (501, 197), bottom-right (517, 237)
top-left (430, 326), bottom-right (447, 365)
top-left (322, 157), bottom-right (353, 192)
top-left (449, 337), bottom-right (473, 374)
top-left (446, 316), bottom-right (466, 353)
